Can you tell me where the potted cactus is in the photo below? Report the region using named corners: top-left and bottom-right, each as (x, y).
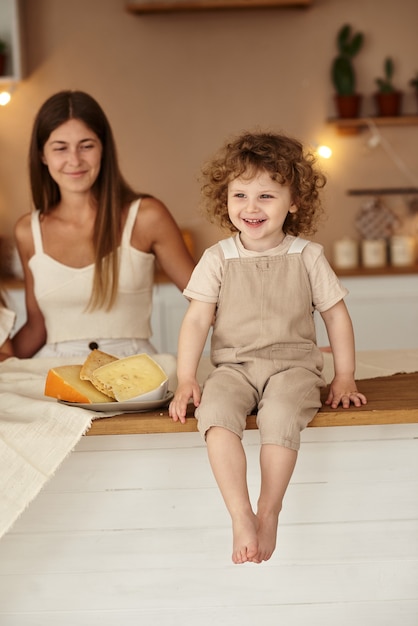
top-left (409, 71), bottom-right (418, 112)
top-left (374, 57), bottom-right (403, 116)
top-left (331, 24), bottom-right (364, 118)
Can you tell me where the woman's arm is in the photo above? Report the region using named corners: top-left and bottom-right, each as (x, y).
top-left (169, 299), bottom-right (216, 424)
top-left (11, 215), bottom-right (47, 357)
top-left (0, 337), bottom-right (14, 361)
top-left (320, 299), bottom-right (367, 409)
top-left (132, 197), bottom-right (195, 291)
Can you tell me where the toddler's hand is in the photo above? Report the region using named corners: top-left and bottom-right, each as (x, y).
top-left (325, 375), bottom-right (367, 409)
top-left (169, 380), bottom-right (201, 424)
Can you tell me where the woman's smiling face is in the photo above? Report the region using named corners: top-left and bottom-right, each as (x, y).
top-left (227, 170), bottom-right (297, 252)
top-left (41, 118), bottom-right (103, 197)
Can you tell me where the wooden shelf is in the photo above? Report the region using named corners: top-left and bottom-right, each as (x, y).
top-left (126, 0), bottom-right (311, 13)
top-left (5, 264), bottom-right (418, 288)
top-left (327, 115), bottom-right (418, 135)
top-left (347, 187), bottom-right (418, 196)
top-left (334, 264), bottom-right (418, 278)
top-left (2, 273), bottom-right (173, 288)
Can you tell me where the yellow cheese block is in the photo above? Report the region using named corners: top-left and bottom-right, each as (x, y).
top-left (91, 353), bottom-right (168, 402)
top-left (44, 364), bottom-right (115, 404)
top-left (80, 349), bottom-right (118, 382)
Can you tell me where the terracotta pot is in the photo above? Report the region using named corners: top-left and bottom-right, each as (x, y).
top-left (374, 91), bottom-right (403, 117)
top-left (334, 94), bottom-right (362, 119)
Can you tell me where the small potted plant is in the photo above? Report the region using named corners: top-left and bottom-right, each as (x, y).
top-left (0, 39), bottom-right (7, 77)
top-left (331, 23), bottom-right (364, 119)
top-left (409, 71), bottom-right (418, 112)
top-left (374, 57), bottom-right (403, 116)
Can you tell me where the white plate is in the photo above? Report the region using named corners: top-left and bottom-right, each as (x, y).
top-left (58, 391), bottom-right (174, 413)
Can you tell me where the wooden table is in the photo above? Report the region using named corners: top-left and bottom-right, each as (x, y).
top-left (87, 372), bottom-right (418, 436)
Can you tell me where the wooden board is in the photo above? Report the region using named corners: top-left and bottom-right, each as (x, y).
top-left (126, 0), bottom-right (311, 14)
top-left (87, 372), bottom-right (418, 436)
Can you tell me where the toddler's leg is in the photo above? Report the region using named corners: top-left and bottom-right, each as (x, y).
top-left (256, 444), bottom-right (297, 562)
top-left (206, 426), bottom-right (259, 564)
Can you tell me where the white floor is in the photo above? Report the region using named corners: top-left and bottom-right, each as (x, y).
top-left (0, 423), bottom-right (417, 625)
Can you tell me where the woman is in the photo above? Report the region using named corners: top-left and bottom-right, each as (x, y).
top-left (13, 90), bottom-right (194, 358)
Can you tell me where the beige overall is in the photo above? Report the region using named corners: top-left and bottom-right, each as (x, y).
top-left (195, 237), bottom-right (326, 450)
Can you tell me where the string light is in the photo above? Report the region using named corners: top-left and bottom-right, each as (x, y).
top-left (365, 119), bottom-right (418, 187)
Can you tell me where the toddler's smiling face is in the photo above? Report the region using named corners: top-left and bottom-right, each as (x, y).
top-left (227, 170), bottom-right (297, 252)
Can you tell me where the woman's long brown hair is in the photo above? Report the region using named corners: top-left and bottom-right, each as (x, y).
top-left (29, 90), bottom-right (149, 310)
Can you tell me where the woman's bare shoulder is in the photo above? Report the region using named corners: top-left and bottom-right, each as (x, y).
top-left (133, 196), bottom-right (179, 244)
top-left (14, 212), bottom-right (35, 259)
top-left (14, 212), bottom-right (32, 241)
top-left (138, 196), bottom-right (171, 220)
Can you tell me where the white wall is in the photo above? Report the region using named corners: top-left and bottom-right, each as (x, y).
top-left (1, 0), bottom-right (418, 262)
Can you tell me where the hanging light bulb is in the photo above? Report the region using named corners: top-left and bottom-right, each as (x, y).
top-left (317, 144), bottom-right (333, 159)
top-left (0, 90), bottom-right (12, 106)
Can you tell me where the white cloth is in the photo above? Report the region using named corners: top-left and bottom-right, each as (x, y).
top-left (0, 353), bottom-right (177, 539)
top-left (0, 306), bottom-right (16, 346)
top-left (0, 357), bottom-right (93, 538)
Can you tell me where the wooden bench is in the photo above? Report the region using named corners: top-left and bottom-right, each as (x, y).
top-left (86, 372), bottom-right (418, 436)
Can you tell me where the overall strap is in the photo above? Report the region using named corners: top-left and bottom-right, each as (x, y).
top-left (287, 237), bottom-right (309, 254)
top-left (121, 198), bottom-right (141, 246)
top-left (219, 237), bottom-right (239, 259)
top-left (31, 210), bottom-right (44, 255)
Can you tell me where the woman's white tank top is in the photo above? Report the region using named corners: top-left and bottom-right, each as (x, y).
top-left (29, 199), bottom-right (155, 344)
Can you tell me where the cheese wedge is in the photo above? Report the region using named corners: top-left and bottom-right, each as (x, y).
top-left (44, 364), bottom-right (115, 404)
top-left (91, 353), bottom-right (168, 402)
top-left (80, 349), bottom-right (119, 382)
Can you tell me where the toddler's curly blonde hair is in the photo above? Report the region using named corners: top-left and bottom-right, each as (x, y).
top-left (200, 131), bottom-right (326, 236)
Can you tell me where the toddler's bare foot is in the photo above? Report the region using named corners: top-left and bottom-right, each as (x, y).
top-left (256, 512), bottom-right (279, 562)
top-left (231, 512), bottom-right (259, 564)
